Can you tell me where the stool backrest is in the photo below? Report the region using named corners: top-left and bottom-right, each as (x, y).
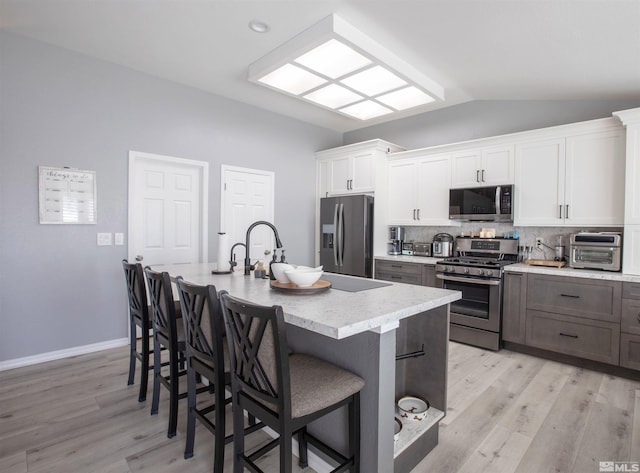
top-left (175, 277), bottom-right (226, 380)
top-left (144, 267), bottom-right (179, 346)
top-left (219, 291), bottom-right (291, 418)
top-left (122, 259), bottom-right (149, 327)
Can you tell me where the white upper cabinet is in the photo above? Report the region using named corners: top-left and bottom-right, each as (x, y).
top-left (515, 121), bottom-right (625, 227)
top-left (451, 145), bottom-right (514, 188)
top-left (326, 151), bottom-right (375, 194)
top-left (388, 153), bottom-right (452, 226)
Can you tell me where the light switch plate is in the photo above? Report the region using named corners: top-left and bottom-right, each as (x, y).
top-left (97, 232), bottom-right (112, 246)
top-left (114, 233), bottom-right (124, 246)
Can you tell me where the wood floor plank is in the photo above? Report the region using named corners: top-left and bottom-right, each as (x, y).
top-left (513, 368), bottom-right (603, 473)
top-left (0, 451), bottom-right (27, 473)
top-left (571, 401), bottom-right (633, 472)
top-left (632, 389), bottom-right (640, 462)
top-left (456, 425), bottom-right (532, 473)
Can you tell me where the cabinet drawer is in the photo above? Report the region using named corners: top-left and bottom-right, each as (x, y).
top-left (375, 270), bottom-right (422, 286)
top-left (623, 282), bottom-right (640, 300)
top-left (526, 274), bottom-right (621, 322)
top-left (375, 261), bottom-right (422, 275)
top-left (620, 333), bottom-right (640, 370)
top-left (622, 298), bottom-right (640, 335)
top-left (525, 310), bottom-right (620, 365)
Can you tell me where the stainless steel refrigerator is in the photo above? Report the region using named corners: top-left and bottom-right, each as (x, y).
top-left (320, 195), bottom-right (373, 278)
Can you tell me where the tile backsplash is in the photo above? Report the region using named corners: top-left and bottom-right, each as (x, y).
top-left (403, 224), bottom-right (623, 260)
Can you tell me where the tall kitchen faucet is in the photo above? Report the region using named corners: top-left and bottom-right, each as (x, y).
top-left (244, 221), bottom-right (283, 275)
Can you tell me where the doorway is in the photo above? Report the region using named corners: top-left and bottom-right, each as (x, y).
top-left (128, 151), bottom-right (209, 266)
top-left (220, 165), bottom-right (275, 266)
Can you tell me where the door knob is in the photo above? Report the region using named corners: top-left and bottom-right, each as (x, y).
top-left (135, 255), bottom-right (144, 261)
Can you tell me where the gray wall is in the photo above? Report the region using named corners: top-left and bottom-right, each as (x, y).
top-left (344, 99), bottom-right (640, 149)
top-left (0, 32), bottom-right (341, 362)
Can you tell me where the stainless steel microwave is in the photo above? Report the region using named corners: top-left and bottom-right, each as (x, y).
top-left (449, 185), bottom-right (513, 222)
top-left (569, 232), bottom-right (622, 271)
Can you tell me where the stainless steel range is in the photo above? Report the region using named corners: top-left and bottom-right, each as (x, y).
top-left (435, 237), bottom-right (519, 351)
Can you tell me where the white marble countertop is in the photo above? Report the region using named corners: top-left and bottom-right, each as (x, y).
top-left (157, 263), bottom-right (461, 340)
top-left (375, 255), bottom-right (442, 265)
top-left (505, 263), bottom-right (640, 283)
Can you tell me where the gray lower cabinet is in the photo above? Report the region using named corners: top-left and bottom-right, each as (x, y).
top-left (503, 272), bottom-right (630, 368)
top-left (621, 282), bottom-right (640, 370)
top-left (503, 272), bottom-right (527, 344)
top-left (375, 260), bottom-right (436, 287)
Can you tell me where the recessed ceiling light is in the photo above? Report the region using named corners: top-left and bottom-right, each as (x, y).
top-left (249, 20), bottom-right (270, 33)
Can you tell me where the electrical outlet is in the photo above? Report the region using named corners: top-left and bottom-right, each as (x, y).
top-left (535, 237), bottom-right (544, 250)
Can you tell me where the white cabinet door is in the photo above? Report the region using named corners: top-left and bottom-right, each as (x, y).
top-left (351, 151), bottom-right (375, 193)
top-left (625, 124), bottom-right (640, 224)
top-left (416, 154), bottom-right (452, 224)
top-left (451, 150), bottom-right (481, 188)
top-left (388, 159), bottom-right (419, 225)
top-left (482, 145), bottom-right (514, 185)
top-left (623, 225), bottom-right (640, 275)
top-left (451, 145), bottom-right (514, 187)
top-left (329, 156), bottom-right (351, 194)
top-left (317, 159), bottom-right (331, 199)
top-left (564, 130), bottom-right (625, 226)
top-left (327, 152), bottom-right (375, 194)
top-left (514, 139), bottom-right (566, 226)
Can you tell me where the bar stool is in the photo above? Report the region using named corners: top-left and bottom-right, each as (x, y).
top-left (122, 259), bottom-right (154, 402)
top-left (219, 291), bottom-right (364, 473)
top-left (144, 267), bottom-right (197, 438)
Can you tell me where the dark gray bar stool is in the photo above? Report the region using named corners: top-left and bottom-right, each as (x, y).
top-left (220, 291), bottom-right (364, 473)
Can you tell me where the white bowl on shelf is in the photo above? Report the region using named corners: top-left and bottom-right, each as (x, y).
top-left (270, 263), bottom-right (294, 283)
top-left (397, 396), bottom-right (430, 421)
top-left (284, 269), bottom-right (323, 287)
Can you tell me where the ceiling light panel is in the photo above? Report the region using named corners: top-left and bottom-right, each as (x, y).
top-left (377, 86), bottom-right (435, 110)
top-left (294, 39), bottom-right (372, 79)
top-left (339, 100), bottom-right (393, 120)
top-left (258, 63), bottom-right (326, 95)
top-left (340, 65), bottom-right (407, 96)
top-left (304, 84), bottom-right (363, 109)
top-left (247, 14), bottom-right (444, 121)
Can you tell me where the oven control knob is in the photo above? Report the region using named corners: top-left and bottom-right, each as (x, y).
top-left (447, 266), bottom-right (454, 272)
top-left (479, 269), bottom-right (485, 276)
top-left (463, 268), bottom-right (469, 274)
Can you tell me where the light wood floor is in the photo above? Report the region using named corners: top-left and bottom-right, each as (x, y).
top-left (1, 342), bottom-right (639, 473)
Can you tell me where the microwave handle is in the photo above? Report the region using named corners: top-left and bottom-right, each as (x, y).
top-left (495, 186), bottom-right (501, 215)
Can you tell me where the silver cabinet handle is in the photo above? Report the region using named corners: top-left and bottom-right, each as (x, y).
top-left (565, 204), bottom-right (569, 219)
top-left (481, 169), bottom-right (485, 182)
top-left (476, 170), bottom-right (480, 183)
top-left (417, 208), bottom-right (420, 220)
top-left (559, 205), bottom-right (563, 219)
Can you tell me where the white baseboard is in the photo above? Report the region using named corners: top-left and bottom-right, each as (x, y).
top-left (0, 338), bottom-right (129, 372)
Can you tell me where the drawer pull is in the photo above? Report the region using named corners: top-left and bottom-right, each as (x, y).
top-left (391, 265), bottom-right (402, 268)
top-left (560, 294), bottom-right (580, 299)
top-left (559, 332), bottom-right (578, 339)
top-left (391, 276), bottom-right (402, 280)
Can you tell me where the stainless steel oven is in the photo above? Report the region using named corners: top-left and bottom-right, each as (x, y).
top-left (435, 237), bottom-right (519, 351)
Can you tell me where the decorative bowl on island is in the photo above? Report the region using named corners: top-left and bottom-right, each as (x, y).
top-left (270, 263), bottom-right (294, 283)
top-left (284, 268), bottom-right (323, 287)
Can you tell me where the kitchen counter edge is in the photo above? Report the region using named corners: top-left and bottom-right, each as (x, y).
top-left (505, 263), bottom-right (640, 283)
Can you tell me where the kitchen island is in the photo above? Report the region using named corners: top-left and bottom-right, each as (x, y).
top-left (156, 263), bottom-right (460, 473)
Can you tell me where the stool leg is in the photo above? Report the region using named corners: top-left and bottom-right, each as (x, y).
top-left (138, 331), bottom-right (150, 402)
top-left (127, 317), bottom-right (136, 386)
top-left (213, 376), bottom-right (226, 473)
top-left (298, 428), bottom-right (308, 468)
top-left (232, 389), bottom-right (245, 473)
top-left (184, 362), bottom-right (197, 459)
top-left (350, 393), bottom-right (361, 473)
top-left (150, 334), bottom-right (161, 415)
top-left (167, 345), bottom-right (179, 438)
top-left (280, 426), bottom-right (293, 473)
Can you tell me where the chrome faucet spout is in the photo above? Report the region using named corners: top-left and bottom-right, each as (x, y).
top-left (244, 221), bottom-right (283, 276)
top-left (229, 242), bottom-right (246, 272)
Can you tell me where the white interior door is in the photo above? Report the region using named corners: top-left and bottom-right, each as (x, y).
top-left (128, 151), bottom-right (208, 266)
top-left (221, 165), bottom-right (275, 266)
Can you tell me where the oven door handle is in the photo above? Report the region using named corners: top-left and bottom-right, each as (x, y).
top-left (436, 274), bottom-right (502, 286)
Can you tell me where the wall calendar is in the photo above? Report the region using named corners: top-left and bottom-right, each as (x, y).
top-left (38, 166), bottom-right (97, 224)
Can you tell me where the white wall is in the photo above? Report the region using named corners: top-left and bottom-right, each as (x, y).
top-left (0, 32), bottom-right (341, 362)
